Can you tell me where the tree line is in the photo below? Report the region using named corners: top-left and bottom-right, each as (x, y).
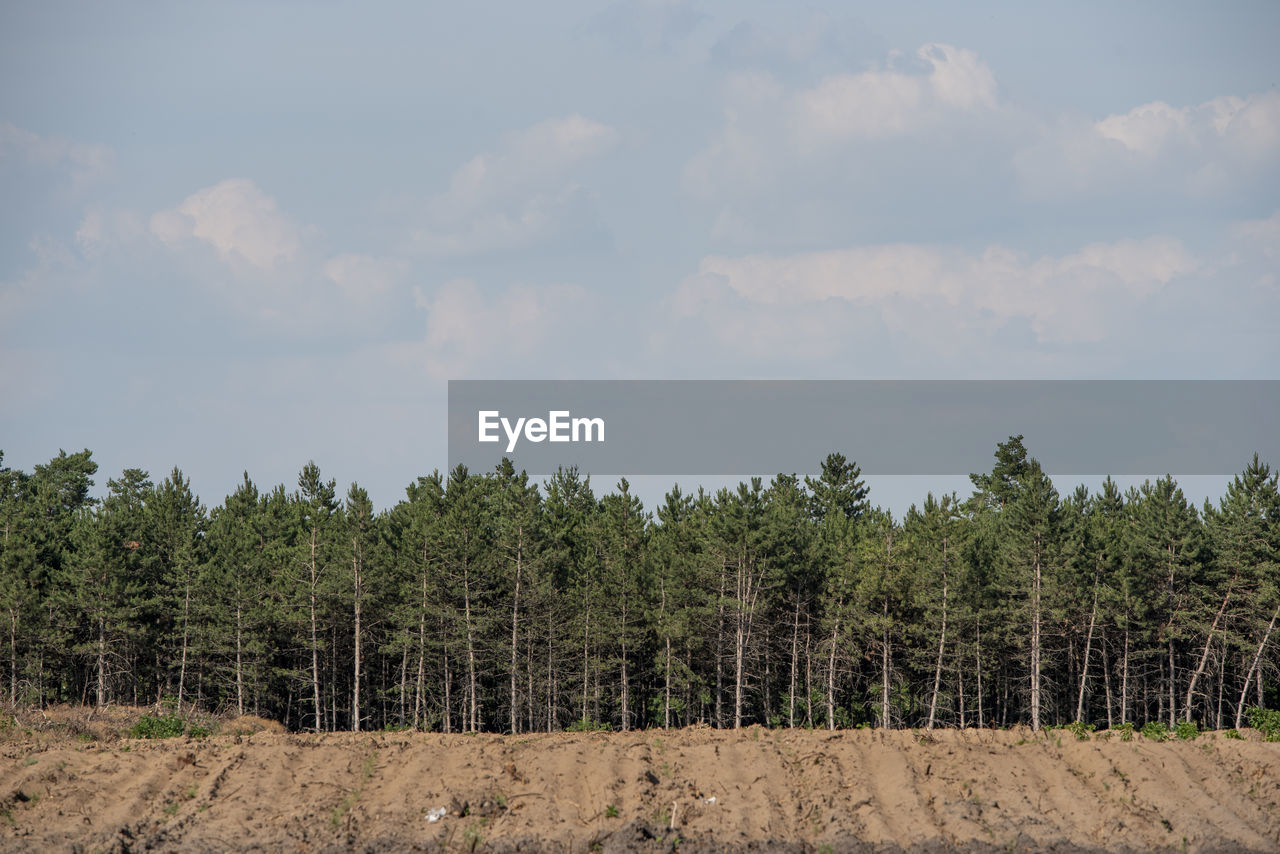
top-left (0, 438), bottom-right (1276, 734)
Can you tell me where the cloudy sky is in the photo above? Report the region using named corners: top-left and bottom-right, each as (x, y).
top-left (2, 1), bottom-right (1278, 511)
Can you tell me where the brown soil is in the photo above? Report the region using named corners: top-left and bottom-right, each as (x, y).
top-left (1, 712), bottom-right (1277, 852)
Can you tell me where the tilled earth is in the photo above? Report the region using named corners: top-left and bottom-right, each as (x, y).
top-left (1, 717), bottom-right (1278, 852)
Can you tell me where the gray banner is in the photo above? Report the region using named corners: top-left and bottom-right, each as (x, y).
top-left (447, 381), bottom-right (1278, 476)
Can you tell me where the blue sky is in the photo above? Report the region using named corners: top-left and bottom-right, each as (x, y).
top-left (2, 1), bottom-right (1278, 513)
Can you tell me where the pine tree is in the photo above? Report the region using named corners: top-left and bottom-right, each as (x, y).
top-left (1129, 476), bottom-right (1201, 726)
top-left (904, 492), bottom-right (963, 730)
top-left (297, 462), bottom-right (337, 731)
top-left (649, 485), bottom-right (702, 728)
top-left (543, 466), bottom-right (599, 728)
top-left (204, 474), bottom-right (269, 716)
top-left (1205, 456), bottom-right (1280, 727)
top-left (149, 467), bottom-right (206, 711)
top-left (491, 459), bottom-right (543, 733)
top-left (599, 478), bottom-right (647, 730)
top-left (0, 454), bottom-right (37, 706)
top-left (344, 482), bottom-right (376, 731)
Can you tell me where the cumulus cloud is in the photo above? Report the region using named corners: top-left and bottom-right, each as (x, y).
top-left (672, 235), bottom-right (1197, 348)
top-left (404, 278), bottom-right (596, 380)
top-left (680, 43), bottom-right (1016, 248)
top-left (323, 253), bottom-right (406, 304)
top-left (686, 43), bottom-right (999, 195)
top-left (150, 178), bottom-right (303, 270)
top-left (412, 115), bottom-right (619, 257)
top-left (793, 44), bottom-right (996, 146)
top-left (1016, 91), bottom-right (1280, 198)
top-left (0, 122), bottom-right (114, 187)
top-left (144, 178), bottom-right (420, 333)
top-left (75, 208), bottom-right (145, 255)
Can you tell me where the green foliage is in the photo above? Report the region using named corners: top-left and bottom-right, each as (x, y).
top-left (1174, 720), bottom-right (1199, 741)
top-left (129, 713), bottom-right (211, 739)
top-left (566, 717), bottom-right (612, 732)
top-left (130, 714), bottom-right (186, 739)
top-left (605, 804), bottom-right (619, 819)
top-left (1066, 721), bottom-right (1095, 741)
top-left (1246, 707), bottom-right (1280, 741)
top-left (0, 442), bottom-right (1276, 737)
top-left (1224, 728), bottom-right (1243, 740)
top-left (1141, 721), bottom-right (1170, 742)
top-left (1116, 722), bottom-right (1135, 741)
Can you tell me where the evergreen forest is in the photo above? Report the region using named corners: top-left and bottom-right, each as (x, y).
top-left (1, 437), bottom-right (1277, 735)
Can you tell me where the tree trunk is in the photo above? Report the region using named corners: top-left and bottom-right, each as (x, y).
top-left (96, 614), bottom-right (106, 707)
top-left (177, 574), bottom-right (191, 712)
top-left (1235, 602), bottom-right (1280, 729)
top-left (881, 599), bottom-right (891, 729)
top-left (510, 545), bottom-right (521, 734)
top-left (826, 609), bottom-right (840, 730)
top-left (9, 610), bottom-right (17, 707)
top-left (804, 622), bottom-right (813, 728)
top-left (733, 555), bottom-right (746, 730)
top-left (927, 567), bottom-right (949, 731)
top-left (789, 594), bottom-right (800, 729)
top-left (975, 622), bottom-right (984, 728)
top-left (308, 527), bottom-right (323, 732)
top-left (235, 602), bottom-right (244, 716)
top-left (547, 608), bottom-right (555, 733)
top-left (415, 580), bottom-right (428, 729)
top-left (1030, 532), bottom-right (1042, 731)
top-left (1185, 586), bottom-right (1232, 722)
top-left (1121, 626), bottom-right (1130, 726)
top-left (582, 587), bottom-right (591, 725)
top-left (661, 579), bottom-right (671, 730)
top-left (620, 594), bottom-right (630, 732)
top-left (715, 560), bottom-right (726, 728)
top-left (442, 637), bottom-right (452, 734)
top-left (1076, 578), bottom-right (1099, 723)
top-left (1101, 634), bottom-right (1114, 729)
top-left (464, 567), bottom-right (478, 733)
top-left (352, 541), bottom-right (363, 732)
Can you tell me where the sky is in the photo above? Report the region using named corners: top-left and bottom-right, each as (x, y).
top-left (2, 1), bottom-right (1278, 515)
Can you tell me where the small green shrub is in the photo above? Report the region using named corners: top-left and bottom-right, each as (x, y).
top-left (130, 714), bottom-right (186, 739)
top-left (566, 717), bottom-right (612, 732)
top-left (186, 724), bottom-right (212, 739)
top-left (1116, 722), bottom-right (1135, 741)
top-left (605, 804), bottom-right (619, 819)
top-left (1066, 721), bottom-right (1095, 741)
top-left (1224, 728), bottom-right (1243, 740)
top-left (1246, 707), bottom-right (1280, 742)
top-left (1140, 721), bottom-right (1170, 742)
top-left (1174, 720), bottom-right (1199, 741)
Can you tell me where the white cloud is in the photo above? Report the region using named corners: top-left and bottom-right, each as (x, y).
top-left (675, 235), bottom-right (1197, 348)
top-left (793, 44), bottom-right (996, 147)
top-left (145, 179), bottom-right (419, 332)
top-left (150, 178), bottom-right (303, 270)
top-left (687, 43), bottom-right (999, 198)
top-left (1016, 91), bottom-right (1280, 198)
top-left (323, 253), bottom-right (406, 304)
top-left (413, 116), bottom-right (618, 256)
top-left (405, 278), bottom-right (594, 379)
top-left (75, 208), bottom-right (145, 255)
top-left (0, 122), bottom-right (114, 187)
